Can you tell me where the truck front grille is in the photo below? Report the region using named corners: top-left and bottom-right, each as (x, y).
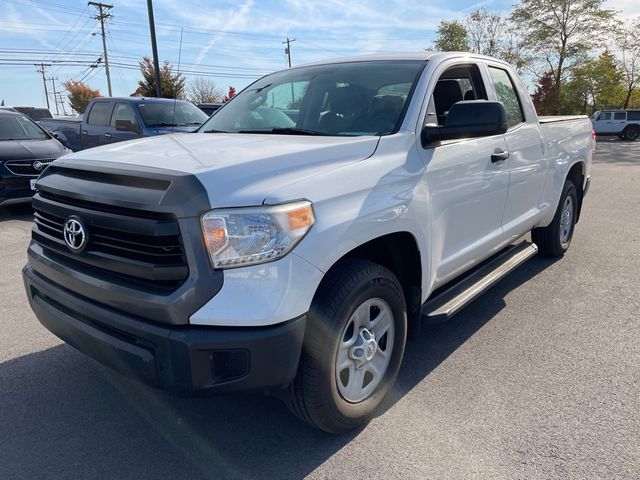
top-left (5, 159), bottom-right (55, 176)
top-left (32, 191), bottom-right (189, 290)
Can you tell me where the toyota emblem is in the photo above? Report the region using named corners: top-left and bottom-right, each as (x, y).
top-left (33, 161), bottom-right (44, 172)
top-left (63, 217), bottom-right (88, 252)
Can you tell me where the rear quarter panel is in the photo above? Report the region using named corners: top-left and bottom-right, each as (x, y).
top-left (538, 117), bottom-right (593, 226)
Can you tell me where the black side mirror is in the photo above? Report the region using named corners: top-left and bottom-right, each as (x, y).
top-left (422, 101), bottom-right (508, 147)
top-left (115, 119), bottom-right (136, 132)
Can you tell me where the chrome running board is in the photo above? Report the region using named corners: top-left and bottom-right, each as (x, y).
top-left (421, 242), bottom-right (539, 323)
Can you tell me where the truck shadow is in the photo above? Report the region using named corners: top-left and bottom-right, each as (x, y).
top-left (0, 201), bottom-right (33, 222)
top-left (0, 256), bottom-right (555, 480)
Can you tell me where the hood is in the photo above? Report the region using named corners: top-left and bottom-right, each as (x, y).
top-left (0, 138), bottom-right (66, 162)
top-left (60, 132), bottom-right (380, 207)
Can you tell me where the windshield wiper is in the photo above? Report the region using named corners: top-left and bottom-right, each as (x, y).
top-left (238, 128), bottom-right (327, 136)
top-left (147, 122), bottom-right (179, 127)
top-left (203, 129), bottom-right (232, 133)
top-left (177, 122), bottom-right (203, 126)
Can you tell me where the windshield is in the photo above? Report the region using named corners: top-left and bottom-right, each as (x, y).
top-left (201, 60), bottom-right (426, 136)
top-left (0, 114), bottom-right (50, 141)
top-left (137, 101), bottom-right (209, 127)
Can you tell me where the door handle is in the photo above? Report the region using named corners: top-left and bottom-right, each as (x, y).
top-left (104, 133), bottom-right (112, 138)
top-left (491, 150), bottom-right (509, 163)
top-left (81, 130), bottom-right (88, 135)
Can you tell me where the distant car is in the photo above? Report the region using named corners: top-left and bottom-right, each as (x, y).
top-left (196, 103), bottom-right (223, 116)
top-left (1, 106), bottom-right (54, 122)
top-left (591, 110), bottom-right (640, 141)
top-left (0, 109), bottom-right (70, 206)
top-left (39, 97), bottom-right (209, 151)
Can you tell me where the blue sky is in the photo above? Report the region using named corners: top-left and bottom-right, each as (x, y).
top-left (1, 0), bottom-right (636, 111)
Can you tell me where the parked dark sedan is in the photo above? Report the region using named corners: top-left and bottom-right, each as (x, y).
top-left (0, 109), bottom-right (70, 206)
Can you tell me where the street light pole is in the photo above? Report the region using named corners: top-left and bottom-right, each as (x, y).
top-left (146, 0), bottom-right (163, 98)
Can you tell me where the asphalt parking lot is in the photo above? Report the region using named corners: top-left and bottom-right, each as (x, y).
top-left (1, 139), bottom-right (639, 480)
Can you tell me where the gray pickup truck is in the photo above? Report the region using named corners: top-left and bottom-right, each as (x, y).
top-left (39, 97), bottom-right (208, 151)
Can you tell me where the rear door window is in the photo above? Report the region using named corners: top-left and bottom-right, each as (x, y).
top-left (614, 112), bottom-right (626, 120)
top-left (628, 111), bottom-right (640, 121)
top-left (488, 67), bottom-right (525, 128)
top-left (86, 102), bottom-right (113, 126)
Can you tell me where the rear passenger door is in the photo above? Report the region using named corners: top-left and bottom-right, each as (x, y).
top-left (486, 64), bottom-right (548, 239)
top-left (82, 101), bottom-right (114, 149)
top-left (612, 111), bottom-right (627, 133)
top-left (418, 62), bottom-right (510, 286)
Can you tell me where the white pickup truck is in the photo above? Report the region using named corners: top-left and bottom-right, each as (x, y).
top-left (23, 52), bottom-right (593, 433)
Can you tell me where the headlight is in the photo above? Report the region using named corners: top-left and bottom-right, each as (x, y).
top-left (201, 201), bottom-right (315, 269)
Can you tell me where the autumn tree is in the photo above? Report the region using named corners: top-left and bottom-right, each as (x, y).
top-left (433, 20), bottom-right (469, 52)
top-left (511, 0), bottom-right (615, 112)
top-left (531, 72), bottom-right (560, 115)
top-left (62, 81), bottom-right (101, 114)
top-left (133, 57), bottom-right (185, 99)
top-left (223, 86), bottom-right (236, 102)
top-left (187, 77), bottom-right (224, 104)
top-left (617, 20), bottom-right (640, 109)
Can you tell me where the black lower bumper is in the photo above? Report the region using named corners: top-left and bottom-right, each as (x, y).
top-left (23, 265), bottom-right (306, 395)
top-left (0, 177), bottom-right (35, 205)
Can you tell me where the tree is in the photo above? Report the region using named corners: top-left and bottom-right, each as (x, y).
top-left (565, 51), bottom-right (625, 113)
top-left (464, 8), bottom-right (529, 72)
top-left (133, 57), bottom-right (185, 99)
top-left (223, 86), bottom-right (236, 102)
top-left (511, 0), bottom-right (615, 112)
top-left (466, 8), bottom-right (501, 57)
top-left (187, 77), bottom-right (224, 104)
top-left (62, 80), bottom-right (101, 114)
top-left (433, 20), bottom-right (469, 52)
top-left (617, 20), bottom-right (640, 109)
top-left (531, 72), bottom-right (560, 115)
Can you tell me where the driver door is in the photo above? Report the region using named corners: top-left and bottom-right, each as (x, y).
top-left (418, 63), bottom-right (510, 287)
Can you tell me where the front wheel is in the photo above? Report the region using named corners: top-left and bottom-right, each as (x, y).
top-left (288, 260), bottom-right (407, 433)
top-left (532, 180), bottom-right (578, 258)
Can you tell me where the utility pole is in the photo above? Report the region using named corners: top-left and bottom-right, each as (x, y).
top-left (48, 77), bottom-right (60, 115)
top-left (88, 2), bottom-right (113, 97)
top-left (282, 37), bottom-right (295, 68)
top-left (56, 92), bottom-right (68, 115)
top-left (282, 38), bottom-right (296, 103)
top-left (35, 63), bottom-right (51, 109)
top-left (146, 0), bottom-right (162, 98)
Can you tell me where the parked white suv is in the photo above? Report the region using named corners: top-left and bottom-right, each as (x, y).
top-left (23, 52), bottom-right (594, 433)
top-left (592, 109), bottom-right (640, 140)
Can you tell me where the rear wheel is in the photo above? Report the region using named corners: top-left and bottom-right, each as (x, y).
top-left (288, 260), bottom-right (407, 433)
top-left (532, 180), bottom-right (578, 258)
top-left (622, 125), bottom-right (640, 141)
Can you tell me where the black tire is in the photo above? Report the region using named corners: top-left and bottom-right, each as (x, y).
top-left (622, 125), bottom-right (640, 141)
top-left (532, 180), bottom-right (578, 258)
top-left (288, 259), bottom-right (407, 433)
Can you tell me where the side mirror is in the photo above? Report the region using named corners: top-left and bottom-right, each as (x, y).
top-left (421, 101), bottom-right (509, 147)
top-left (115, 119), bottom-right (136, 132)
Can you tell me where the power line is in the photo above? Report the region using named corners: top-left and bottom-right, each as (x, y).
top-left (88, 1), bottom-right (113, 96)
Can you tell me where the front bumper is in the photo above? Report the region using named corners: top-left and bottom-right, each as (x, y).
top-left (23, 265), bottom-right (306, 395)
top-left (0, 177), bottom-right (35, 205)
